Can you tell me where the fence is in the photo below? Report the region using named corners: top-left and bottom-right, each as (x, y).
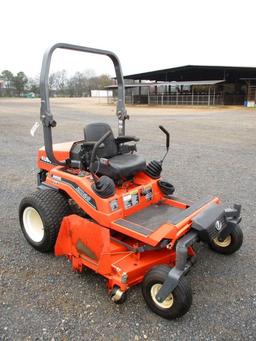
top-left (109, 93), bottom-right (224, 105)
top-left (148, 93), bottom-right (223, 105)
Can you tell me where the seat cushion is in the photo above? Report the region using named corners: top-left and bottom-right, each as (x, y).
top-left (97, 154), bottom-right (146, 179)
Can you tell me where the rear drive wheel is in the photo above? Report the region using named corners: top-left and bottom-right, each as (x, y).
top-left (209, 224), bottom-right (243, 255)
top-left (19, 190), bottom-right (71, 252)
top-left (142, 265), bottom-right (192, 319)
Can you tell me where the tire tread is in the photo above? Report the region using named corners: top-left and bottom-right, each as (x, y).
top-left (19, 190), bottom-right (71, 252)
top-left (209, 224), bottom-right (243, 255)
top-left (142, 264), bottom-right (192, 319)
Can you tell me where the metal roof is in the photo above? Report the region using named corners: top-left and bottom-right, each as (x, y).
top-left (124, 65), bottom-right (256, 82)
top-left (106, 79), bottom-right (225, 89)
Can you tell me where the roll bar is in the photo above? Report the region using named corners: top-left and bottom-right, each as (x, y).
top-left (40, 42), bottom-right (128, 166)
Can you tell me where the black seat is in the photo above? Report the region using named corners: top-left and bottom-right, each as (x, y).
top-left (84, 122), bottom-right (146, 179)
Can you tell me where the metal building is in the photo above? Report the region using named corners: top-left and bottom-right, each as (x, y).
top-left (108, 65), bottom-right (256, 106)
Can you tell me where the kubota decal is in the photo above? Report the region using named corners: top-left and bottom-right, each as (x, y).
top-left (51, 176), bottom-right (97, 209)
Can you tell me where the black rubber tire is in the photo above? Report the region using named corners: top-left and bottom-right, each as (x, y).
top-left (142, 265), bottom-right (192, 319)
top-left (113, 293), bottom-right (127, 305)
top-left (110, 286), bottom-right (127, 305)
top-left (209, 224), bottom-right (243, 255)
top-left (19, 190), bottom-right (71, 252)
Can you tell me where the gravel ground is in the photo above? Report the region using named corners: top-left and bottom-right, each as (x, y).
top-left (0, 99), bottom-right (256, 341)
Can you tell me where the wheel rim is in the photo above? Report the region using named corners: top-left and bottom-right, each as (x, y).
top-left (150, 283), bottom-right (174, 309)
top-left (23, 207), bottom-right (44, 243)
top-left (111, 288), bottom-right (124, 302)
top-left (213, 235), bottom-right (232, 247)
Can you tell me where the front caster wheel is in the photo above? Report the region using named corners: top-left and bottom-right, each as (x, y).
top-left (142, 265), bottom-right (192, 319)
top-left (110, 286), bottom-right (127, 304)
top-left (209, 224), bottom-right (243, 255)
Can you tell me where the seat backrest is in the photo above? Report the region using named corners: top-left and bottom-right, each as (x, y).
top-left (84, 122), bottom-right (118, 158)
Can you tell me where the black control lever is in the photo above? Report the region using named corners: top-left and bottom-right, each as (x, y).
top-left (159, 125), bottom-right (170, 164)
top-left (89, 130), bottom-right (112, 187)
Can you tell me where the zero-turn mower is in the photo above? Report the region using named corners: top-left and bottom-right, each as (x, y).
top-left (19, 43), bottom-right (243, 319)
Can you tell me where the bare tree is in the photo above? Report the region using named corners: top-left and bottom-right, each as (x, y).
top-left (1, 68), bottom-right (113, 97)
top-left (49, 70), bottom-right (68, 96)
top-left (27, 75), bottom-right (40, 95)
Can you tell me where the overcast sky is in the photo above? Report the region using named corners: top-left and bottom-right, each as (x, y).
top-left (1, 0), bottom-right (256, 78)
